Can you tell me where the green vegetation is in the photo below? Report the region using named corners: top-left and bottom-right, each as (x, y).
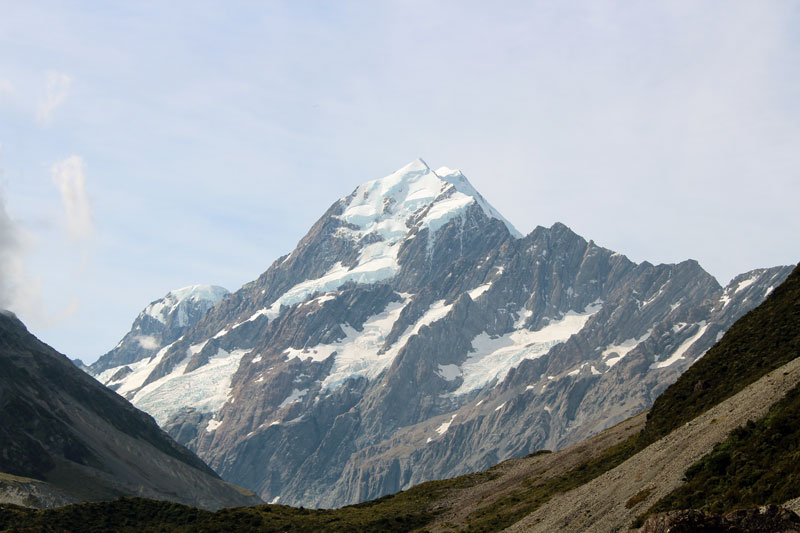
top-left (638, 264), bottom-right (800, 448)
top-left (2, 265), bottom-right (797, 531)
top-left (634, 380), bottom-right (800, 526)
top-left (461, 434), bottom-right (638, 532)
top-left (0, 469), bottom-right (500, 533)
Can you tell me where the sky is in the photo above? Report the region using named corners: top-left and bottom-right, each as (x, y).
top-left (1, 1), bottom-right (798, 364)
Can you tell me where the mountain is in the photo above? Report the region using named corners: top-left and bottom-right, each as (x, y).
top-left (87, 159), bottom-right (792, 507)
top-left (90, 284), bottom-right (230, 378)
top-left (10, 262), bottom-right (800, 531)
top-left (0, 310), bottom-right (260, 510)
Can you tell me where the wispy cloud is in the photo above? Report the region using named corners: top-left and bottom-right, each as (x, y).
top-left (36, 71), bottom-right (72, 124)
top-left (50, 155), bottom-right (93, 241)
top-left (0, 79), bottom-right (13, 97)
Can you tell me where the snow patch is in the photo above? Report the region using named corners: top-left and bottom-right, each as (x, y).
top-left (468, 283), bottom-right (492, 300)
top-left (283, 296), bottom-right (417, 390)
top-left (494, 402), bottom-right (506, 411)
top-left (437, 364), bottom-right (461, 381)
top-left (652, 321), bottom-right (709, 369)
top-left (279, 388), bottom-right (308, 408)
top-left (602, 330), bottom-right (652, 368)
top-left (206, 419), bottom-right (221, 433)
top-left (450, 301), bottom-right (602, 396)
top-left (435, 413), bottom-right (457, 435)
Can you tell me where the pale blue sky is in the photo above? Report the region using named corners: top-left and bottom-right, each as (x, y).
top-left (1, 1), bottom-right (798, 362)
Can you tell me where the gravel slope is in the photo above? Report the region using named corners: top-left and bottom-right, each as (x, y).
top-left (505, 355), bottom-right (800, 532)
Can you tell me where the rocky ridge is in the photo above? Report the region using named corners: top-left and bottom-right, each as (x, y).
top-left (88, 159), bottom-right (793, 507)
top-left (0, 311), bottom-right (260, 510)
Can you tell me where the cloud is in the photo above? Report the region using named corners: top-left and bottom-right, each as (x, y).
top-left (0, 195), bottom-right (49, 321)
top-left (36, 71), bottom-right (72, 124)
top-left (0, 79), bottom-right (13, 97)
top-left (134, 335), bottom-right (160, 350)
top-left (50, 155), bottom-right (94, 241)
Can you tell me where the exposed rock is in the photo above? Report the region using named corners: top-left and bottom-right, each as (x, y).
top-left (639, 505), bottom-right (800, 533)
top-left (84, 160), bottom-right (794, 507)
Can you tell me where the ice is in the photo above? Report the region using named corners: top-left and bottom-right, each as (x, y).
top-left (651, 321), bottom-right (709, 369)
top-left (279, 388), bottom-right (308, 408)
top-left (437, 364), bottom-right (461, 381)
top-left (283, 297), bottom-right (413, 390)
top-left (735, 274), bottom-right (759, 293)
top-left (468, 283), bottom-right (492, 300)
top-left (451, 301), bottom-right (602, 396)
top-left (143, 285), bottom-right (228, 325)
top-left (131, 347), bottom-right (250, 426)
top-left (435, 413), bottom-right (457, 435)
top-left (602, 330), bottom-right (652, 368)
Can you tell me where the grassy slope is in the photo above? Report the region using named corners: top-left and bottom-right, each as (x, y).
top-left (2, 264), bottom-right (797, 531)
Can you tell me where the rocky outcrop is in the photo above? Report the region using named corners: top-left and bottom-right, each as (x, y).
top-left (87, 160), bottom-right (794, 507)
top-left (638, 505), bottom-right (800, 533)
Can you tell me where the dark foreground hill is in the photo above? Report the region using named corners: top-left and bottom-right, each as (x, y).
top-left (3, 262), bottom-right (798, 531)
top-left (0, 312), bottom-right (261, 510)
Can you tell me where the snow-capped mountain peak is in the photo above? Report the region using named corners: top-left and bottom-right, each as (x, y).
top-left (144, 285), bottom-right (229, 325)
top-left (336, 159), bottom-right (520, 243)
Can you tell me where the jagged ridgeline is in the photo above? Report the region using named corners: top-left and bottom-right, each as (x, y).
top-left (6, 262), bottom-right (799, 533)
top-left (85, 160), bottom-right (791, 508)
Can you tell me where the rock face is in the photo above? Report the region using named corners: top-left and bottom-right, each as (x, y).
top-left (87, 159), bottom-right (793, 508)
top-left (0, 311), bottom-right (260, 510)
top-left (90, 285), bottom-right (229, 378)
top-left (639, 505), bottom-right (800, 532)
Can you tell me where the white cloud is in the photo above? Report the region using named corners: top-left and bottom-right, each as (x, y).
top-left (36, 71), bottom-right (72, 124)
top-left (135, 335), bottom-right (160, 349)
top-left (50, 155), bottom-right (94, 241)
top-left (0, 79), bottom-right (13, 97)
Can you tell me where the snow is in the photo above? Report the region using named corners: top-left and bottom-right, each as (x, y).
top-left (735, 274), bottom-right (759, 293)
top-left (475, 400), bottom-right (484, 406)
top-left (602, 330), bottom-right (652, 368)
top-left (590, 365), bottom-right (601, 375)
top-left (95, 341), bottom-right (178, 396)
top-left (131, 347), bottom-right (250, 426)
top-left (525, 385), bottom-right (535, 390)
top-left (468, 283), bottom-right (492, 300)
top-left (651, 321), bottom-right (709, 369)
top-left (437, 364), bottom-right (461, 381)
top-left (494, 402), bottom-right (506, 411)
top-left (251, 355), bottom-right (263, 364)
top-left (435, 414), bottom-right (457, 435)
top-left (426, 437), bottom-right (433, 443)
top-left (206, 419), bottom-right (221, 433)
top-left (143, 285), bottom-right (228, 325)
top-left (567, 368), bottom-right (580, 376)
top-left (434, 166), bottom-right (521, 237)
top-left (765, 285), bottom-right (774, 297)
top-left (279, 388), bottom-right (308, 408)
top-left (283, 296), bottom-right (416, 390)
top-left (450, 301), bottom-right (602, 396)
top-left (270, 497), bottom-right (280, 504)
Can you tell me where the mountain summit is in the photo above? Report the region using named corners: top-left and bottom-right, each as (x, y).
top-left (87, 160), bottom-right (791, 508)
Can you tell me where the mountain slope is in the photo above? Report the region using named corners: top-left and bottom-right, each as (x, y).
top-left (0, 311), bottom-right (260, 510)
top-left (88, 159), bottom-right (792, 507)
top-left (7, 261), bottom-right (798, 531)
